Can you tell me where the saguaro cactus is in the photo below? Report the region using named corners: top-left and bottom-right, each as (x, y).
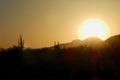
top-left (18, 34), bottom-right (24, 50)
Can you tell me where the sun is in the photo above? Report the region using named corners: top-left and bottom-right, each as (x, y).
top-left (78, 19), bottom-right (110, 40)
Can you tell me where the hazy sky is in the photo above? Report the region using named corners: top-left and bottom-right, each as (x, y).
top-left (0, 0), bottom-right (120, 48)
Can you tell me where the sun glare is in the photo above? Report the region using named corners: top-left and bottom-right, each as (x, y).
top-left (78, 19), bottom-right (110, 40)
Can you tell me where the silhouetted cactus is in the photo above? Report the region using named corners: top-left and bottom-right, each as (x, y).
top-left (18, 34), bottom-right (24, 50)
top-left (54, 41), bottom-right (60, 50)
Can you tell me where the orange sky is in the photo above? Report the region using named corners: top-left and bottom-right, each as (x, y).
top-left (0, 0), bottom-right (120, 48)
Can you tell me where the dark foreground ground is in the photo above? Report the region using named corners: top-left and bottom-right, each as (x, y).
top-left (0, 40), bottom-right (120, 80)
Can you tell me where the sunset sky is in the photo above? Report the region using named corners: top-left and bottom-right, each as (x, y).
top-left (0, 0), bottom-right (120, 48)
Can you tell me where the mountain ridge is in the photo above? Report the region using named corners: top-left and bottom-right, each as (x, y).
top-left (51, 35), bottom-right (120, 49)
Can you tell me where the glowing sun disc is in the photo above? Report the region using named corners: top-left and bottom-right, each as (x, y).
top-left (78, 19), bottom-right (110, 40)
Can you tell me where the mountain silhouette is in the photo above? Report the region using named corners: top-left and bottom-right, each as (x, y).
top-left (59, 39), bottom-right (82, 48)
top-left (52, 37), bottom-right (104, 49)
top-left (83, 37), bottom-right (103, 42)
top-left (83, 37), bottom-right (103, 47)
top-left (105, 34), bottom-right (120, 44)
top-left (105, 34), bottom-right (120, 50)
top-left (50, 35), bottom-right (120, 49)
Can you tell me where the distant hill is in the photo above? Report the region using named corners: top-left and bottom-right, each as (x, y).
top-left (50, 35), bottom-right (120, 49)
top-left (105, 34), bottom-right (120, 49)
top-left (52, 37), bottom-right (103, 49)
top-left (59, 39), bottom-right (82, 48)
top-left (105, 34), bottom-right (120, 43)
top-left (83, 37), bottom-right (103, 43)
top-left (82, 37), bottom-right (103, 48)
